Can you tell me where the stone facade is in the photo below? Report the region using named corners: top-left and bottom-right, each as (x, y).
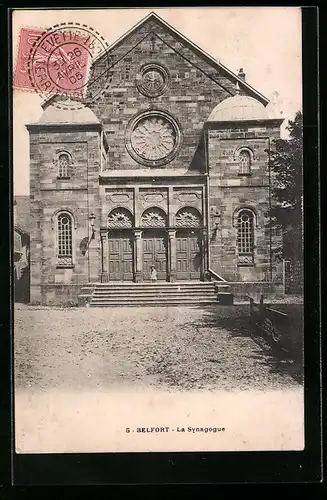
top-left (27, 13), bottom-right (284, 305)
top-left (206, 121), bottom-right (283, 282)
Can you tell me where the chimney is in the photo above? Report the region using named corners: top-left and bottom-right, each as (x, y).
top-left (238, 68), bottom-right (246, 81)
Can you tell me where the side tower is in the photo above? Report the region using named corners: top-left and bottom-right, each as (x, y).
top-left (204, 89), bottom-right (284, 290)
top-left (26, 101), bottom-right (108, 305)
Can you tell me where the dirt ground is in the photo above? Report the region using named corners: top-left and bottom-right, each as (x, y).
top-left (14, 304), bottom-right (302, 392)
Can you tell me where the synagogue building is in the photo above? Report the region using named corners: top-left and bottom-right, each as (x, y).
top-left (26, 13), bottom-right (284, 305)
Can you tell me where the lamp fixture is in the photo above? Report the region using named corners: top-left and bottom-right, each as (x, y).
top-left (89, 212), bottom-right (96, 237)
top-left (210, 209), bottom-right (221, 240)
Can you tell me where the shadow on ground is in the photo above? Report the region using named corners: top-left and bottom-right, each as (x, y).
top-left (184, 304), bottom-right (303, 385)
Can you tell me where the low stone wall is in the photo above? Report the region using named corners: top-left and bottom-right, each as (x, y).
top-left (31, 284), bottom-right (85, 306)
top-left (249, 296), bottom-right (303, 361)
top-left (226, 282), bottom-right (283, 300)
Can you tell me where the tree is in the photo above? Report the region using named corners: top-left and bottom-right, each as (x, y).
top-left (268, 111), bottom-right (303, 260)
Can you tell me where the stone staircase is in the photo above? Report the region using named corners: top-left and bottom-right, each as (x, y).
top-left (78, 281), bottom-right (233, 307)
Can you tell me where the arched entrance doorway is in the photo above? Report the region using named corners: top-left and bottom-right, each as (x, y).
top-left (107, 208), bottom-right (134, 281)
top-left (141, 207), bottom-right (168, 281)
top-left (175, 207), bottom-right (202, 281)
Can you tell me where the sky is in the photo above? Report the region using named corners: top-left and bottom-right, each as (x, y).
top-left (12, 7), bottom-right (303, 196)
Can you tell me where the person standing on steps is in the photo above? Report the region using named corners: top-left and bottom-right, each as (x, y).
top-left (150, 265), bottom-right (157, 283)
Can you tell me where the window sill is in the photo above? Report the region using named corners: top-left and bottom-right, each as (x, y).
top-left (237, 263), bottom-right (254, 267)
top-left (237, 173), bottom-right (252, 177)
top-left (56, 265), bottom-right (74, 269)
top-left (57, 177), bottom-right (71, 180)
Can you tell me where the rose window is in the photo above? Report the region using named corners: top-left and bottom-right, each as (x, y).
top-left (131, 116), bottom-right (176, 161)
top-left (127, 111), bottom-right (181, 166)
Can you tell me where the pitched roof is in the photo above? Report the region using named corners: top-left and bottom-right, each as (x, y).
top-left (93, 11), bottom-right (269, 105)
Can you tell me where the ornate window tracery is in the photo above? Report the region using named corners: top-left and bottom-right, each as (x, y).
top-left (126, 111), bottom-right (181, 167)
top-left (237, 148), bottom-right (252, 175)
top-left (141, 207), bottom-right (167, 228)
top-left (107, 208), bottom-right (133, 229)
top-left (136, 63), bottom-right (169, 98)
top-left (236, 209), bottom-right (255, 265)
top-left (57, 212), bottom-right (73, 266)
top-left (57, 152), bottom-right (71, 179)
top-left (175, 207), bottom-right (202, 228)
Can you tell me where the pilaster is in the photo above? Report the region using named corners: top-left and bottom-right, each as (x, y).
top-left (168, 229), bottom-right (177, 282)
top-left (134, 229), bottom-right (143, 282)
top-left (100, 230), bottom-right (108, 282)
top-left (202, 228), bottom-right (209, 280)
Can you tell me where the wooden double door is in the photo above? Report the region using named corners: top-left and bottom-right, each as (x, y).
top-left (107, 229), bottom-right (203, 282)
top-left (176, 230), bottom-right (202, 281)
top-left (108, 230), bottom-right (134, 281)
top-left (142, 230), bottom-right (168, 281)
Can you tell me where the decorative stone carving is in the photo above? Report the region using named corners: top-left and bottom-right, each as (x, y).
top-left (238, 254), bottom-right (254, 265)
top-left (131, 116), bottom-right (175, 161)
top-left (144, 193), bottom-right (164, 203)
top-left (57, 256), bottom-right (73, 266)
top-left (176, 192), bottom-right (199, 203)
top-left (108, 209), bottom-right (133, 229)
top-left (136, 63), bottom-right (169, 98)
top-left (105, 189), bottom-right (133, 205)
top-left (175, 208), bottom-right (201, 228)
top-left (126, 111), bottom-right (181, 167)
top-left (110, 193), bottom-right (130, 203)
top-left (141, 208), bottom-right (167, 228)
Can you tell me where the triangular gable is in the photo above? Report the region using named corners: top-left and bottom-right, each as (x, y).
top-left (93, 12), bottom-right (269, 105)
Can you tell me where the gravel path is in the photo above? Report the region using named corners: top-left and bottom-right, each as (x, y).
top-left (14, 305), bottom-right (301, 392)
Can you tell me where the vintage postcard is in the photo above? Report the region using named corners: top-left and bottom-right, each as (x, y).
top-left (12, 7), bottom-right (305, 458)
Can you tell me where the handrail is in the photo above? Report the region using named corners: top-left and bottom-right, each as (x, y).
top-left (207, 268), bottom-right (226, 282)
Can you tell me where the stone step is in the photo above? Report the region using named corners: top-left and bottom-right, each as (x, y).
top-left (92, 288), bottom-right (216, 295)
top-left (91, 294), bottom-right (216, 302)
top-left (90, 293), bottom-right (232, 299)
top-left (92, 294), bottom-right (217, 301)
top-left (90, 299), bottom-right (217, 307)
top-left (91, 288), bottom-right (221, 293)
top-left (92, 283), bottom-right (219, 288)
top-left (78, 281), bottom-right (232, 307)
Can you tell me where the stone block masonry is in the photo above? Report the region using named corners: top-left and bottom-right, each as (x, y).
top-left (27, 125), bottom-right (102, 304)
top-left (27, 13), bottom-right (283, 304)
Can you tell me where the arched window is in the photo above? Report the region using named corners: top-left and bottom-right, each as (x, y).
top-left (237, 209), bottom-right (254, 265)
top-left (57, 153), bottom-right (70, 179)
top-left (57, 212), bottom-right (73, 266)
top-left (238, 149), bottom-right (252, 175)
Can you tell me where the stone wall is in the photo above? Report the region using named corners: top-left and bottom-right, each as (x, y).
top-left (99, 183), bottom-right (206, 228)
top-left (206, 122), bottom-right (283, 282)
top-left (27, 16), bottom-right (284, 304)
top-left (88, 18), bottom-right (253, 174)
top-left (28, 126), bottom-right (102, 304)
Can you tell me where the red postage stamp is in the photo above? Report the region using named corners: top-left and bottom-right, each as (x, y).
top-left (14, 27), bottom-right (44, 91)
top-left (14, 24), bottom-right (110, 101)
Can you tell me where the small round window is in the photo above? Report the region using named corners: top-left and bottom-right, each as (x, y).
top-left (136, 63), bottom-right (169, 97)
